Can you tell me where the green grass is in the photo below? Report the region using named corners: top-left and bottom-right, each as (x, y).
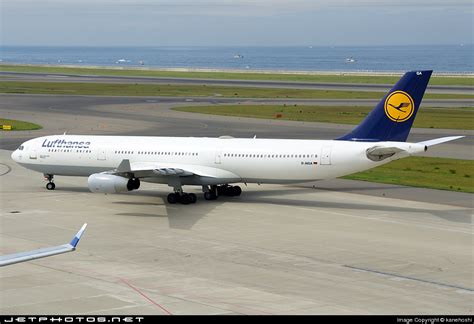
top-left (345, 156), bottom-right (474, 193)
top-left (174, 105), bottom-right (474, 130)
top-left (0, 118), bottom-right (42, 131)
top-left (1, 64), bottom-right (473, 86)
top-left (0, 81), bottom-right (471, 100)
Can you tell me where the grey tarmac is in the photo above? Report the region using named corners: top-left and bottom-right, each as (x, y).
top-left (1, 71), bottom-right (473, 94)
top-left (0, 89), bottom-right (473, 314)
top-left (0, 149), bottom-right (472, 314)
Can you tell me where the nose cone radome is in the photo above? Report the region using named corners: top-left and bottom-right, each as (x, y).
top-left (11, 150), bottom-right (19, 162)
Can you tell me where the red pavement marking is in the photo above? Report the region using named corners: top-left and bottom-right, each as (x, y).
top-left (119, 278), bottom-right (173, 315)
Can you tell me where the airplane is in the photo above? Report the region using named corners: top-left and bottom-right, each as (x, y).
top-left (0, 224), bottom-right (87, 267)
top-left (10, 70), bottom-right (463, 205)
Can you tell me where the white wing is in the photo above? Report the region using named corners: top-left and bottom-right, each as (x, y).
top-left (0, 224), bottom-right (87, 267)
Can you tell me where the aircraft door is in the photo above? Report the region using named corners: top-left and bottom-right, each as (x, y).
top-left (97, 148), bottom-right (106, 161)
top-left (215, 149), bottom-right (222, 164)
top-left (320, 146), bottom-right (332, 165)
top-left (29, 149), bottom-right (37, 160)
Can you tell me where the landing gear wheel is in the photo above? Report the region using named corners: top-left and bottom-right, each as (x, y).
top-left (188, 193), bottom-right (197, 204)
top-left (167, 192), bottom-right (197, 204)
top-left (180, 193), bottom-right (197, 204)
top-left (167, 193), bottom-right (180, 204)
top-left (217, 186), bottom-right (225, 196)
top-left (232, 186), bottom-right (242, 196)
top-left (46, 182), bottom-right (56, 190)
top-left (215, 185), bottom-right (242, 197)
top-left (181, 193), bottom-right (192, 205)
top-left (204, 191), bottom-right (217, 201)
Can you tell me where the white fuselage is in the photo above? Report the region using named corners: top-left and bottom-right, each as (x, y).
top-left (10, 135), bottom-right (417, 186)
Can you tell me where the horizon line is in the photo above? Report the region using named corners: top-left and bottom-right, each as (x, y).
top-left (1, 43), bottom-right (473, 48)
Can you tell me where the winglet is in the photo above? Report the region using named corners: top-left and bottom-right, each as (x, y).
top-left (69, 223), bottom-right (88, 248)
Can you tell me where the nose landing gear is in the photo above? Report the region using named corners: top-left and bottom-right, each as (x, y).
top-left (44, 174), bottom-right (55, 190)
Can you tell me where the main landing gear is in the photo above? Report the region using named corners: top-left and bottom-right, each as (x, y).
top-left (167, 184), bottom-right (242, 204)
top-left (203, 185), bottom-right (242, 201)
top-left (167, 192), bottom-right (197, 205)
top-left (44, 174), bottom-right (55, 190)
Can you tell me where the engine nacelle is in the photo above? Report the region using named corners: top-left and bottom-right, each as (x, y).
top-left (88, 173), bottom-right (133, 194)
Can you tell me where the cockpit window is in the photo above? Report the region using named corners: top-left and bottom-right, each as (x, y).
top-left (18, 145), bottom-right (24, 151)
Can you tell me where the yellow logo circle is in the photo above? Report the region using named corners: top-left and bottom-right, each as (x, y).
top-left (384, 91), bottom-right (415, 122)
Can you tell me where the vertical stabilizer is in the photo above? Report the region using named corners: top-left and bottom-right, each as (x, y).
top-left (337, 70), bottom-right (432, 142)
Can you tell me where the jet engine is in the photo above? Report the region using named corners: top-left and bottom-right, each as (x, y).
top-left (88, 174), bottom-right (139, 193)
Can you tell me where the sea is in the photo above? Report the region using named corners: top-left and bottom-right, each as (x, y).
top-left (0, 45), bottom-right (472, 73)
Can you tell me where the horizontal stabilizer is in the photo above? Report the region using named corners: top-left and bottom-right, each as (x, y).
top-left (417, 136), bottom-right (465, 147)
top-left (366, 136), bottom-right (465, 162)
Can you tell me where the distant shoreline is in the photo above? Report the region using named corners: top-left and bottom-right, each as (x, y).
top-left (1, 63), bottom-right (472, 77)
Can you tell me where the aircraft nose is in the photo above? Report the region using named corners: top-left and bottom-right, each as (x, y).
top-left (11, 150), bottom-right (19, 162)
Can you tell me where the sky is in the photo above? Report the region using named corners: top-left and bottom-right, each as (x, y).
top-left (1, 0), bottom-right (472, 46)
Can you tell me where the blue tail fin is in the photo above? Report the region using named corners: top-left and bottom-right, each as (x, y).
top-left (337, 70), bottom-right (432, 142)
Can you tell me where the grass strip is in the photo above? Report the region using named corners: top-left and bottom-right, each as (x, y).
top-left (344, 156), bottom-right (474, 193)
top-left (0, 81), bottom-right (471, 100)
top-left (0, 118), bottom-right (42, 131)
top-left (174, 105), bottom-right (474, 130)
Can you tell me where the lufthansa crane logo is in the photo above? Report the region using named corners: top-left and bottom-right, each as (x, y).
top-left (384, 91), bottom-right (415, 122)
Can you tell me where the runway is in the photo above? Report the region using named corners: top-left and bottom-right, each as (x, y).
top-left (1, 71), bottom-right (473, 94)
top-left (1, 94), bottom-right (472, 159)
top-left (0, 149), bottom-right (472, 314)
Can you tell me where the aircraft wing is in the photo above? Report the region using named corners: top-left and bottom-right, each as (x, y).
top-left (112, 159), bottom-right (241, 180)
top-left (0, 224), bottom-right (87, 267)
top-left (366, 136), bottom-right (465, 161)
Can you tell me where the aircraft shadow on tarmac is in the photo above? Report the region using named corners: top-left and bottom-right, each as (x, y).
top-left (53, 186), bottom-right (473, 228)
top-left (242, 189), bottom-right (472, 224)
